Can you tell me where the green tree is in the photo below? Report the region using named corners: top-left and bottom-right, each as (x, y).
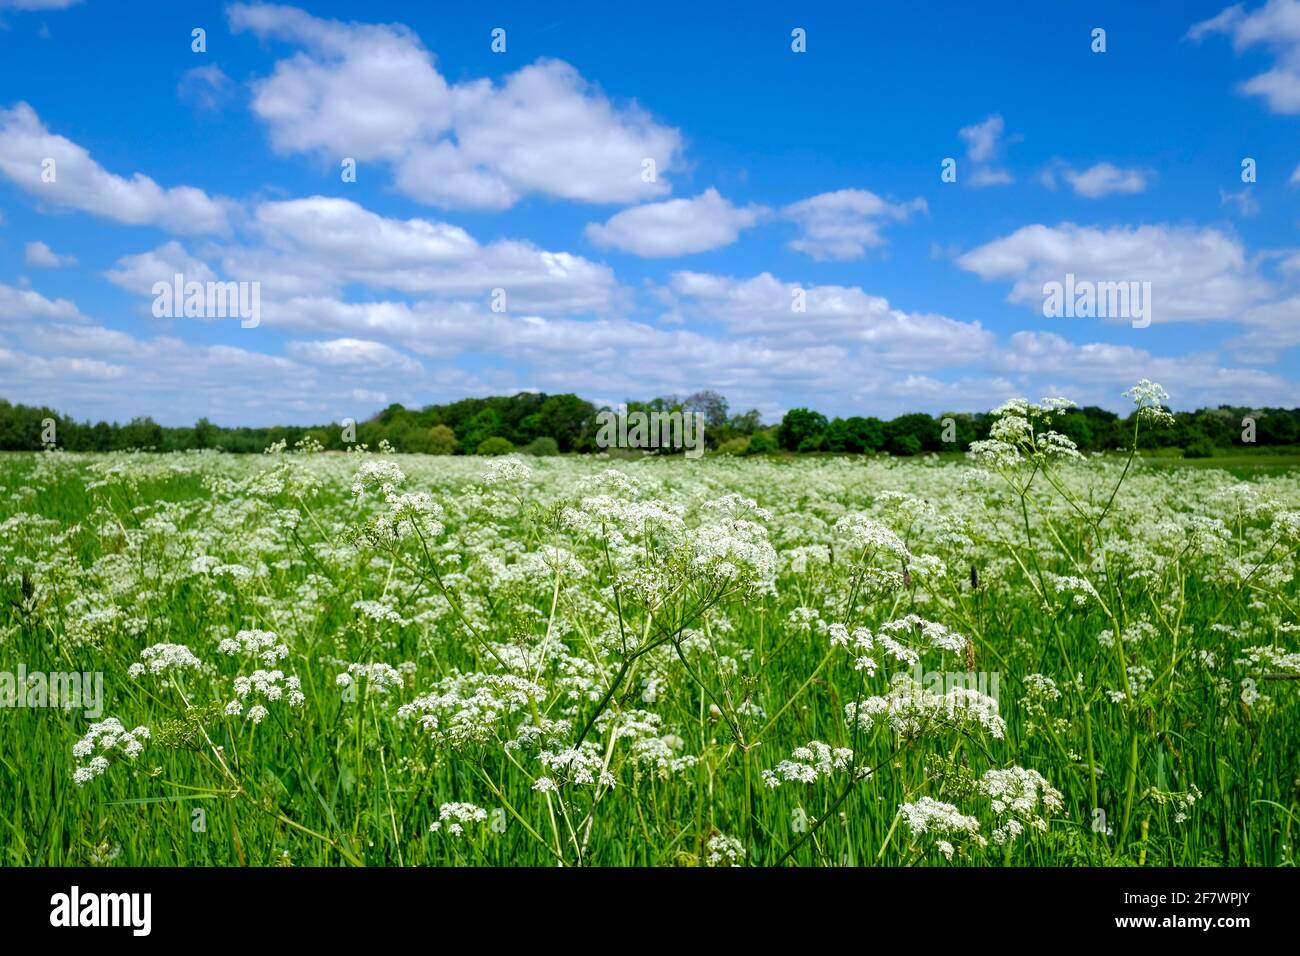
top-left (843, 416), bottom-right (885, 452)
top-left (523, 436), bottom-right (559, 456)
top-left (192, 417), bottom-right (217, 450)
top-left (777, 408), bottom-right (828, 451)
top-left (745, 430), bottom-right (780, 455)
top-left (727, 409), bottom-right (763, 437)
top-left (428, 424), bottom-right (458, 455)
top-left (537, 394), bottom-right (596, 452)
top-left (120, 416), bottom-right (164, 449)
top-left (888, 432), bottom-right (922, 456)
top-left (884, 413), bottom-right (939, 454)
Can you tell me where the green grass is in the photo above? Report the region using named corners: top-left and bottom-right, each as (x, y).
top-left (0, 445), bottom-right (1297, 867)
top-left (1137, 446), bottom-right (1300, 477)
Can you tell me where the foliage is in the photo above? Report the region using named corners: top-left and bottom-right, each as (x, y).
top-left (4, 394), bottom-right (1299, 460)
top-left (475, 436), bottom-right (514, 455)
top-left (1, 382), bottom-right (1296, 868)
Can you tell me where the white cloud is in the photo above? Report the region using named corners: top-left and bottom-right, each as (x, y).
top-left (104, 197), bottom-right (621, 317)
top-left (178, 65), bottom-right (233, 111)
top-left (0, 302), bottom-right (467, 426)
top-left (969, 167), bottom-right (1013, 187)
top-left (960, 114), bottom-right (1005, 162)
top-left (996, 330), bottom-right (1300, 407)
top-left (0, 102), bottom-right (231, 234)
top-left (666, 271), bottom-right (994, 366)
top-left (781, 189), bottom-right (926, 261)
top-left (1220, 186), bottom-right (1261, 215)
top-left (105, 241), bottom-right (217, 296)
top-left (585, 189), bottom-right (766, 257)
top-left (0, 281), bottom-right (84, 323)
top-left (228, 3), bottom-right (683, 210)
top-left (1063, 163), bottom-right (1150, 198)
top-left (0, 0), bottom-right (82, 9)
top-left (957, 222), bottom-right (1274, 323)
top-left (958, 114), bottom-right (1014, 186)
top-left (10, 271), bottom-right (1299, 423)
top-left (1225, 294), bottom-right (1300, 359)
top-left (244, 196), bottom-right (619, 313)
top-left (286, 337), bottom-right (423, 372)
top-left (1189, 1), bottom-right (1300, 114)
top-left (1186, 4), bottom-right (1246, 41)
top-left (24, 240), bottom-right (76, 267)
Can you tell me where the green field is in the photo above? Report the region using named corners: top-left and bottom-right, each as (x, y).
top-left (2, 404), bottom-right (1298, 866)
top-left (1136, 447), bottom-right (1300, 478)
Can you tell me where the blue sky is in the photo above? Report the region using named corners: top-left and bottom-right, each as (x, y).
top-left (0, 0), bottom-right (1297, 426)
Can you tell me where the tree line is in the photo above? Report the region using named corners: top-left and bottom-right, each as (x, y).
top-left (2, 391), bottom-right (1297, 457)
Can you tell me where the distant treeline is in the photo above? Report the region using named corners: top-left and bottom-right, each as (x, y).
top-left (2, 391), bottom-right (1298, 457)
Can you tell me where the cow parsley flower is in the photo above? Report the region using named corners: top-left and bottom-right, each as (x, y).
top-left (351, 459), bottom-right (406, 498)
top-left (1144, 785), bottom-right (1202, 824)
top-left (72, 718), bottom-right (150, 785)
top-left (399, 673), bottom-right (546, 749)
top-left (481, 456), bottom-right (533, 485)
top-left (336, 662), bottom-right (405, 694)
top-left (218, 629), bottom-right (289, 666)
top-left (1123, 380), bottom-right (1175, 427)
top-left (537, 741), bottom-right (616, 788)
top-left (372, 492), bottom-right (445, 543)
top-left (833, 514), bottom-right (909, 559)
top-left (978, 767), bottom-right (1063, 845)
top-left (227, 669), bottom-right (305, 720)
top-left (761, 741), bottom-right (862, 788)
top-left (352, 600), bottom-right (409, 627)
top-left (128, 643), bottom-right (203, 680)
top-left (705, 833), bottom-right (746, 867)
top-left (897, 797), bottom-right (984, 858)
top-left (847, 673), bottom-right (1005, 741)
top-left (430, 802), bottom-right (488, 836)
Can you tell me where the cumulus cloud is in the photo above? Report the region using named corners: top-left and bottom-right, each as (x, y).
top-left (957, 222), bottom-right (1275, 323)
top-left (243, 196), bottom-right (619, 313)
top-left (666, 271), bottom-right (995, 366)
top-left (997, 330), bottom-right (1299, 407)
top-left (1189, 0), bottom-right (1300, 113)
top-left (585, 189), bottom-right (767, 257)
top-left (0, 281), bottom-right (85, 324)
top-left (1225, 294), bottom-right (1300, 359)
top-left (228, 3), bottom-right (683, 210)
top-left (0, 102), bottom-right (231, 234)
top-left (1063, 162), bottom-right (1151, 198)
top-left (285, 337), bottom-right (423, 372)
top-left (24, 240), bottom-right (76, 267)
top-left (958, 114), bottom-right (1015, 186)
top-left (104, 197), bottom-right (620, 317)
top-left (10, 268), bottom-right (1299, 424)
top-left (781, 189), bottom-right (926, 260)
top-left (0, 0), bottom-right (82, 9)
top-left (105, 241), bottom-right (217, 296)
top-left (0, 298), bottom-right (465, 426)
top-left (178, 65), bottom-right (234, 111)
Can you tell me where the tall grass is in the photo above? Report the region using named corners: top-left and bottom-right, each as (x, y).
top-left (1, 397), bottom-right (1297, 867)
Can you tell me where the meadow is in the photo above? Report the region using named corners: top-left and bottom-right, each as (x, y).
top-left (1, 385), bottom-right (1297, 867)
